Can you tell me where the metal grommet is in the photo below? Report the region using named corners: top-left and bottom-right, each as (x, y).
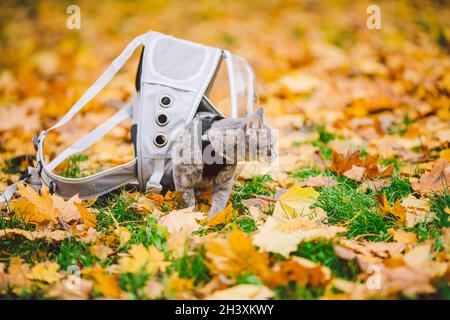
top-left (153, 133), bottom-right (168, 147)
top-left (159, 95), bottom-right (172, 108)
top-left (156, 113), bottom-right (169, 126)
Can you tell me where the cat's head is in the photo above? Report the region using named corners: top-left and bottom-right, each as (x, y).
top-left (208, 107), bottom-right (278, 164)
top-left (244, 108), bottom-right (278, 163)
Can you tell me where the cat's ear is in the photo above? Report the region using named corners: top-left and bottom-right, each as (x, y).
top-left (246, 108), bottom-right (264, 132)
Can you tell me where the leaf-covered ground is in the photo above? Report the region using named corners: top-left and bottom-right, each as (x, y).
top-left (0, 0), bottom-right (449, 300)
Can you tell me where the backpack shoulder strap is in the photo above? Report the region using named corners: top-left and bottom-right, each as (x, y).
top-left (1, 33), bottom-right (149, 202)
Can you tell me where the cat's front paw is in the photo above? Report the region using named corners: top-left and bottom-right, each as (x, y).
top-left (207, 209), bottom-right (220, 220)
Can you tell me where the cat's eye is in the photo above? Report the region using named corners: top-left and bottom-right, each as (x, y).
top-left (159, 95), bottom-right (172, 107)
top-left (156, 113), bottom-right (169, 126)
top-left (154, 133), bottom-right (167, 147)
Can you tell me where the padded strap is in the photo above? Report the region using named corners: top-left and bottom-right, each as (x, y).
top-left (46, 35), bottom-right (145, 133)
top-left (1, 182), bottom-right (19, 203)
top-left (47, 100), bottom-right (133, 171)
top-left (31, 34), bottom-right (147, 199)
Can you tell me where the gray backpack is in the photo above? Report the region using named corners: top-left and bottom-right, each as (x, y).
top-left (1, 31), bottom-right (257, 202)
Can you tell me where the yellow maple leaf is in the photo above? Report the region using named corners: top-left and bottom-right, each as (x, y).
top-left (114, 226), bottom-right (131, 245)
top-left (272, 186), bottom-right (319, 219)
top-left (82, 267), bottom-right (122, 299)
top-left (27, 262), bottom-right (63, 284)
top-left (118, 244), bottom-right (167, 274)
top-left (206, 227), bottom-right (271, 279)
top-left (166, 272), bottom-right (194, 295)
top-left (12, 184), bottom-right (59, 225)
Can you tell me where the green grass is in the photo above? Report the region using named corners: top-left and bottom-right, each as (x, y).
top-left (274, 282), bottom-right (325, 300)
top-left (0, 237), bottom-right (98, 269)
top-left (237, 272), bottom-right (264, 285)
top-left (94, 191), bottom-right (167, 251)
top-left (406, 189), bottom-right (450, 243)
top-left (381, 175), bottom-right (413, 204)
top-left (235, 216), bottom-right (257, 233)
top-left (430, 189), bottom-right (450, 229)
top-left (170, 247), bottom-right (210, 286)
top-left (291, 168), bottom-right (324, 181)
top-left (59, 154), bottom-right (89, 178)
top-left (294, 240), bottom-right (360, 280)
top-left (316, 178), bottom-right (396, 241)
top-left (231, 175), bottom-right (274, 213)
top-left (119, 272), bottom-right (151, 299)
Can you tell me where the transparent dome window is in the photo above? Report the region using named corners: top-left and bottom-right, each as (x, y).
top-left (202, 54), bottom-right (258, 118)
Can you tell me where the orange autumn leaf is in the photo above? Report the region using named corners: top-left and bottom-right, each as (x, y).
top-left (12, 184), bottom-right (59, 225)
top-left (75, 203), bottom-right (97, 228)
top-left (206, 227), bottom-right (271, 279)
top-left (375, 194), bottom-right (406, 222)
top-left (208, 204), bottom-right (236, 227)
top-left (82, 267), bottom-right (123, 299)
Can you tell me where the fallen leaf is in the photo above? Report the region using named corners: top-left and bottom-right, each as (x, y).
top-left (403, 243), bottom-right (432, 268)
top-left (0, 228), bottom-right (69, 241)
top-left (27, 262), bottom-right (63, 284)
top-left (253, 216), bottom-right (346, 257)
top-left (388, 228), bottom-right (418, 244)
top-left (208, 204), bottom-right (236, 226)
top-left (412, 159), bottom-right (450, 193)
top-left (298, 174), bottom-right (338, 187)
top-left (159, 207), bottom-right (204, 233)
top-left (343, 165), bottom-right (365, 182)
top-left (207, 284), bottom-right (274, 300)
top-left (118, 244), bottom-right (167, 274)
top-left (272, 186), bottom-right (319, 219)
top-left (400, 195), bottom-right (435, 228)
top-left (90, 244), bottom-right (114, 261)
top-left (206, 228), bottom-right (271, 279)
top-left (48, 278), bottom-right (93, 300)
top-left (82, 267), bottom-right (123, 299)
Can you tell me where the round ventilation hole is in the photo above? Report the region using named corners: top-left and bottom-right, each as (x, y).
top-left (159, 95), bottom-right (172, 107)
top-left (154, 134), bottom-right (167, 147)
top-left (156, 113), bottom-right (169, 126)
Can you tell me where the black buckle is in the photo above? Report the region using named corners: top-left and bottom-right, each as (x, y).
top-left (33, 134), bottom-right (40, 151)
top-left (49, 181), bottom-right (56, 194)
top-left (36, 160), bottom-right (43, 176)
top-left (19, 169), bottom-right (31, 181)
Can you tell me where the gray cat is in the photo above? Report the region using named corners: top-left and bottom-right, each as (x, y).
top-left (172, 107), bottom-right (277, 219)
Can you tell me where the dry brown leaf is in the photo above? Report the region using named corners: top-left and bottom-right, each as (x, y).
top-left (297, 174), bottom-right (338, 187)
top-left (0, 228), bottom-right (69, 241)
top-left (388, 228), bottom-right (418, 244)
top-left (412, 159), bottom-right (450, 193)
